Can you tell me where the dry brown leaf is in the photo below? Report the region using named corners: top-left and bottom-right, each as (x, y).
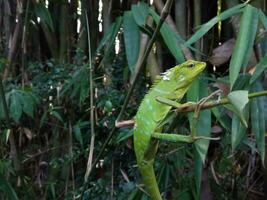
top-left (209, 39), bottom-right (235, 66)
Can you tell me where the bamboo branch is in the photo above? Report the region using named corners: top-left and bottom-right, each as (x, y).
top-left (155, 90), bottom-right (267, 113)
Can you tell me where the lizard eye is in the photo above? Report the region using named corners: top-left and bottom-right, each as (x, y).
top-left (188, 63), bottom-right (195, 69)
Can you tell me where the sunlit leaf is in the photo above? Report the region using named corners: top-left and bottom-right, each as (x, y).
top-left (227, 90), bottom-right (249, 127)
top-left (229, 5), bottom-right (259, 89)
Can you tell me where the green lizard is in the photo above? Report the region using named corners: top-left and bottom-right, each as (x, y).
top-left (134, 60), bottom-right (213, 200)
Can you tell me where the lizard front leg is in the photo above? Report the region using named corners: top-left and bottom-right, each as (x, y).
top-left (151, 132), bottom-right (220, 143)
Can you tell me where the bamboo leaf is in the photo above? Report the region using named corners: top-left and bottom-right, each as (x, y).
top-left (131, 2), bottom-right (149, 27)
top-left (0, 174), bottom-right (19, 200)
top-left (231, 106), bottom-right (249, 150)
top-left (149, 9), bottom-right (185, 63)
top-left (187, 78), bottom-right (211, 195)
top-left (123, 11), bottom-right (140, 72)
top-left (250, 82), bottom-right (265, 162)
top-left (259, 10), bottom-right (267, 29)
top-left (9, 91), bottom-right (22, 122)
top-left (186, 4), bottom-right (245, 46)
top-left (250, 56), bottom-right (267, 85)
top-left (34, 1), bottom-right (54, 32)
top-left (229, 5), bottom-right (259, 89)
top-left (227, 90), bottom-right (249, 127)
top-left (50, 110), bottom-right (63, 123)
top-left (73, 125), bottom-right (83, 147)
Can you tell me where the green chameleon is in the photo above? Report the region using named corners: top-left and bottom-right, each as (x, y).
top-left (134, 60), bottom-right (214, 200)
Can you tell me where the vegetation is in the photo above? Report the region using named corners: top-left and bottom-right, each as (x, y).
top-left (0, 0), bottom-right (267, 199)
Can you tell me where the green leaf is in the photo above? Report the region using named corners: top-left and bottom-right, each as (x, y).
top-left (149, 9), bottom-right (185, 63)
top-left (231, 106), bottom-right (249, 150)
top-left (250, 82), bottom-right (265, 162)
top-left (131, 2), bottom-right (149, 27)
top-left (259, 10), bottom-right (267, 29)
top-left (20, 92), bottom-right (35, 118)
top-left (73, 125), bottom-right (83, 147)
top-left (229, 5), bottom-right (259, 89)
top-left (187, 78), bottom-right (211, 196)
top-left (193, 151), bottom-right (202, 197)
top-left (101, 17), bottom-right (123, 62)
top-left (212, 107), bottom-right (231, 132)
top-left (186, 4), bottom-right (245, 46)
top-left (227, 90), bottom-right (249, 127)
top-left (50, 110), bottom-right (63, 123)
top-left (250, 56), bottom-right (267, 84)
top-left (0, 174), bottom-right (19, 200)
top-left (96, 22), bottom-right (116, 53)
top-left (123, 11), bottom-right (140, 72)
top-left (9, 91), bottom-right (23, 122)
top-left (115, 129), bottom-right (133, 144)
top-left (34, 1), bottom-right (54, 32)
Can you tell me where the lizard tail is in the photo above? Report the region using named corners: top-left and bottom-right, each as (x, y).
top-left (140, 164), bottom-right (162, 200)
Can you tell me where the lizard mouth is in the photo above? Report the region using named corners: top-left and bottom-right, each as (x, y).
top-left (196, 62), bottom-right (206, 74)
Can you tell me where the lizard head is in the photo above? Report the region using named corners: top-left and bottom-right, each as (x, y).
top-left (162, 60), bottom-right (206, 88)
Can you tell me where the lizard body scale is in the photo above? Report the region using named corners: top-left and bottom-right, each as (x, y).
top-left (133, 60), bottom-right (206, 200)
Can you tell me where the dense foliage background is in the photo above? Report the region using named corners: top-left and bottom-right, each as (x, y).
top-left (1, 0), bottom-right (267, 199)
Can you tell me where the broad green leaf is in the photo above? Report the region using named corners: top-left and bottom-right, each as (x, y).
top-left (123, 11), bottom-right (140, 72)
top-left (0, 174), bottom-right (19, 200)
top-left (227, 90), bottom-right (249, 127)
top-left (186, 4), bottom-right (245, 45)
top-left (229, 5), bottom-right (259, 89)
top-left (131, 2), bottom-right (149, 27)
top-left (250, 82), bottom-right (265, 162)
top-left (231, 106), bottom-right (249, 150)
top-left (250, 56), bottom-right (267, 84)
top-left (149, 9), bottom-right (185, 63)
top-left (9, 92), bottom-right (22, 122)
top-left (34, 2), bottom-right (54, 32)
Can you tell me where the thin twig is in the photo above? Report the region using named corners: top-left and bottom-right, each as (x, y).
top-left (84, 11), bottom-right (95, 182)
